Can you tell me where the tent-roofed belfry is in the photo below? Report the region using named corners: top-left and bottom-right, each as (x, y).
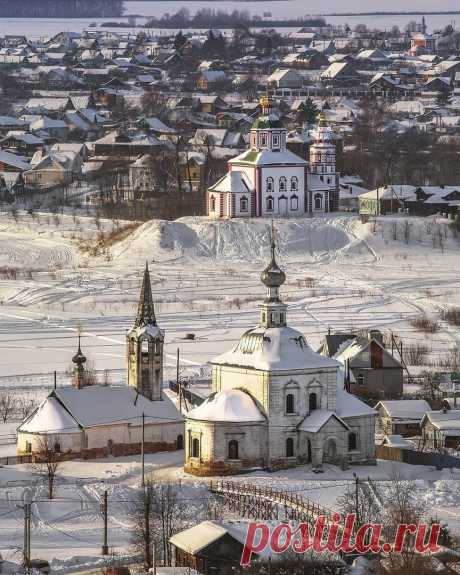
top-left (16, 265), bottom-right (184, 458)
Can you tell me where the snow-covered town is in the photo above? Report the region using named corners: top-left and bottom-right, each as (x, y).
top-left (0, 2), bottom-right (459, 574)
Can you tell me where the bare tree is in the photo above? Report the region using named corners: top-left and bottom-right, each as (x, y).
top-left (17, 396), bottom-right (39, 420)
top-left (32, 436), bottom-right (63, 500)
top-left (130, 481), bottom-right (184, 569)
top-left (130, 481), bottom-right (155, 570)
top-left (0, 391), bottom-right (17, 423)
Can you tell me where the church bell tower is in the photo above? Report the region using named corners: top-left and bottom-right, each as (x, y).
top-left (127, 263), bottom-right (164, 401)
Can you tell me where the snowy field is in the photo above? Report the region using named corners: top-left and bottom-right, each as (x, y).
top-left (0, 211), bottom-right (459, 563)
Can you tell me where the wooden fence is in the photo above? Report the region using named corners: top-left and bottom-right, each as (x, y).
top-left (376, 445), bottom-right (460, 469)
top-left (209, 479), bottom-right (333, 522)
top-left (0, 454), bottom-right (33, 466)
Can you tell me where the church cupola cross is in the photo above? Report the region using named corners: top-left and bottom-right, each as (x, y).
top-left (259, 222), bottom-right (287, 328)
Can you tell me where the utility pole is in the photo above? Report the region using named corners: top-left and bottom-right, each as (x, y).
top-left (21, 502), bottom-right (31, 572)
top-left (354, 473), bottom-right (360, 526)
top-left (54, 370), bottom-right (57, 390)
top-left (177, 348), bottom-right (181, 413)
top-left (102, 490), bottom-right (108, 555)
top-left (141, 412), bottom-right (145, 488)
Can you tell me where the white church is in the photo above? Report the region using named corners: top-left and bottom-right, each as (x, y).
top-left (207, 97), bottom-right (339, 219)
top-left (17, 265), bottom-right (184, 458)
top-left (184, 232), bottom-right (376, 475)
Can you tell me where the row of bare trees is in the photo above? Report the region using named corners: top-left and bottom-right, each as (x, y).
top-left (0, 391), bottom-right (38, 423)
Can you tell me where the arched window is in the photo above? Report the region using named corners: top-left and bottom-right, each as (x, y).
top-left (273, 134), bottom-right (280, 149)
top-left (314, 193), bottom-right (322, 210)
top-left (192, 437), bottom-right (200, 458)
top-left (279, 177), bottom-right (287, 193)
top-left (240, 196), bottom-right (248, 212)
top-left (290, 195), bottom-right (298, 210)
top-left (291, 176), bottom-right (298, 191)
top-left (357, 374), bottom-right (364, 386)
top-left (309, 392), bottom-right (317, 412)
top-left (266, 195), bottom-right (274, 212)
top-left (286, 437), bottom-right (294, 457)
top-left (286, 393), bottom-right (295, 414)
top-left (177, 434), bottom-right (183, 450)
top-left (261, 133), bottom-right (267, 147)
top-left (54, 442), bottom-right (61, 453)
top-left (210, 195), bottom-right (216, 212)
top-left (348, 432), bottom-right (357, 451)
top-left (228, 440), bottom-right (239, 460)
top-left (266, 177), bottom-right (274, 193)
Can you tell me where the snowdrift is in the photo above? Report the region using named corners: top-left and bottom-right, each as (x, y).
top-left (110, 216), bottom-right (368, 264)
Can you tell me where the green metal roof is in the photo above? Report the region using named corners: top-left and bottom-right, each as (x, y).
top-left (251, 115), bottom-right (283, 130)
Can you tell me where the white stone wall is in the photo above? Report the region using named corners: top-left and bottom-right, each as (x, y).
top-left (342, 414), bottom-right (376, 463)
top-left (17, 421), bottom-right (184, 455)
top-left (213, 365), bottom-right (268, 412)
top-left (260, 166), bottom-right (305, 216)
top-left (185, 418), bottom-right (266, 468)
top-left (17, 431), bottom-right (82, 454)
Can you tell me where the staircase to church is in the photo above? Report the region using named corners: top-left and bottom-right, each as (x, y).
top-left (209, 479), bottom-right (333, 522)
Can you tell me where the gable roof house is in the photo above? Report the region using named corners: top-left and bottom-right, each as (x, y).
top-left (29, 116), bottom-right (69, 142)
top-left (375, 400), bottom-right (431, 436)
top-left (0, 150), bottom-right (31, 172)
top-left (404, 185), bottom-right (460, 216)
top-left (0, 116), bottom-right (28, 137)
top-left (189, 128), bottom-right (244, 149)
top-left (23, 150), bottom-right (81, 189)
top-left (318, 330), bottom-right (403, 399)
top-left (197, 70), bottom-right (227, 91)
top-left (0, 132), bottom-right (44, 157)
top-left (267, 68), bottom-right (303, 89)
top-left (321, 62), bottom-right (361, 86)
top-left (421, 410), bottom-right (460, 449)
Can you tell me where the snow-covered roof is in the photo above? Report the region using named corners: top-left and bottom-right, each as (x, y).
top-left (376, 400), bottom-right (431, 421)
top-left (19, 396), bottom-right (81, 434)
top-left (335, 382), bottom-right (376, 418)
top-left (144, 117), bottom-right (176, 134)
top-left (169, 520), bottom-right (273, 559)
top-left (381, 434), bottom-right (414, 449)
top-left (0, 150), bottom-right (30, 171)
top-left (187, 389), bottom-right (265, 423)
top-left (359, 185), bottom-right (417, 201)
top-left (422, 410), bottom-right (460, 435)
top-left (211, 326), bottom-right (339, 372)
top-left (19, 386), bottom-right (182, 434)
top-left (298, 409), bottom-right (348, 432)
top-left (209, 170), bottom-right (253, 194)
top-left (230, 148), bottom-right (307, 167)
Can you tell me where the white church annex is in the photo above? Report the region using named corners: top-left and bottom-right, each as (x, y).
top-left (184, 230), bottom-right (376, 476)
top-left (207, 97), bottom-right (339, 218)
top-left (17, 265), bottom-right (184, 458)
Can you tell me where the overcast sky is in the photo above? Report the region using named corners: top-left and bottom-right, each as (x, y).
top-left (320, 0), bottom-right (460, 11)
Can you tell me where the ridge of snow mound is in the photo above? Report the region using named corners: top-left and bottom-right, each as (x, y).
top-left (110, 216), bottom-right (364, 264)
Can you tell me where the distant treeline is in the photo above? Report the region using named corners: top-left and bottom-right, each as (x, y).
top-left (0, 0), bottom-right (124, 18)
top-left (144, 8), bottom-right (327, 29)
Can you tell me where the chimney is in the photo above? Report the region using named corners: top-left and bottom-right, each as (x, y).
top-left (369, 329), bottom-right (384, 347)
